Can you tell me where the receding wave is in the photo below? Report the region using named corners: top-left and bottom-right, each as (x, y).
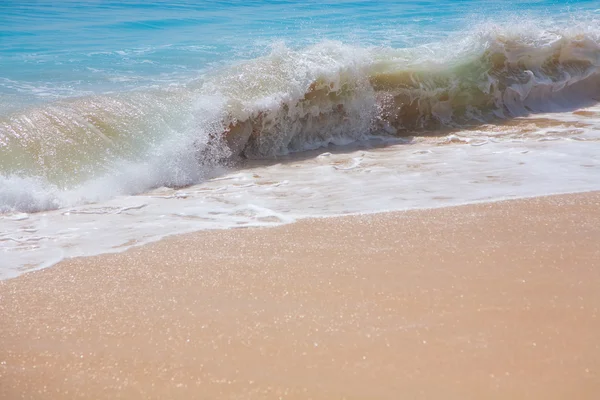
top-left (1, 24), bottom-right (600, 212)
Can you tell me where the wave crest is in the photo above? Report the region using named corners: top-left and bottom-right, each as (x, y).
top-left (1, 23), bottom-right (600, 212)
top-left (220, 28), bottom-right (600, 157)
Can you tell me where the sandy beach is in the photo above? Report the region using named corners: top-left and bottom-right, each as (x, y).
top-left (1, 192), bottom-right (600, 399)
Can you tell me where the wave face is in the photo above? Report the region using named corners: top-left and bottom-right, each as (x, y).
top-left (1, 22), bottom-right (600, 213)
top-left (218, 27), bottom-right (600, 158)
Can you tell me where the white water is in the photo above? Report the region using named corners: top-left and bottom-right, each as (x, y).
top-left (3, 21), bottom-right (600, 279)
top-left (3, 26), bottom-right (600, 214)
top-left (2, 105), bottom-right (600, 279)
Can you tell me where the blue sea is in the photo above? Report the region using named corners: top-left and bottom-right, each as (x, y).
top-left (1, 0), bottom-right (600, 277)
top-left (2, 1), bottom-right (598, 107)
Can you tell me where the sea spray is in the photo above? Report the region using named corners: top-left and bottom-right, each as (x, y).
top-left (1, 25), bottom-right (600, 213)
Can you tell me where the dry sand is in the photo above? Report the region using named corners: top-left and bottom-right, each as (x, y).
top-left (1, 192), bottom-right (600, 399)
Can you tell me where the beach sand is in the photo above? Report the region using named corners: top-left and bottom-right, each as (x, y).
top-left (1, 192), bottom-right (600, 399)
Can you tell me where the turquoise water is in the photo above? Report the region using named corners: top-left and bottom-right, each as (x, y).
top-left (1, 0), bottom-right (600, 213)
top-left (2, 0), bottom-right (597, 106)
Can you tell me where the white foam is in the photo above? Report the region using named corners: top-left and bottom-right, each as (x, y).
top-left (2, 22), bottom-right (600, 278)
top-left (2, 106), bottom-right (600, 279)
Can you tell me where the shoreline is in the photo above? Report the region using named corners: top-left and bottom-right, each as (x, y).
top-left (1, 191), bottom-right (600, 399)
top-left (5, 187), bottom-right (600, 282)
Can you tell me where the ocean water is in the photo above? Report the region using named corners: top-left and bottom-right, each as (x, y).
top-left (1, 0), bottom-right (600, 278)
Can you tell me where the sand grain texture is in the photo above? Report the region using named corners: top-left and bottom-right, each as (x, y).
top-left (1, 193), bottom-right (600, 399)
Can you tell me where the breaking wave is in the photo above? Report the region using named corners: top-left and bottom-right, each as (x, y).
top-left (1, 22), bottom-right (600, 212)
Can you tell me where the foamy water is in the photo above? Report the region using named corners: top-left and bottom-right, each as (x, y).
top-left (1, 1), bottom-right (600, 278)
top-left (3, 104), bottom-right (600, 279)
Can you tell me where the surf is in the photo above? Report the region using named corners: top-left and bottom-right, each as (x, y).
top-left (1, 23), bottom-right (600, 213)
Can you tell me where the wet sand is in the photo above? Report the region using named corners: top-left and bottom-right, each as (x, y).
top-left (1, 192), bottom-right (600, 399)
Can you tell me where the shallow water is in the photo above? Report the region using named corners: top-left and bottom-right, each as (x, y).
top-left (1, 1), bottom-right (600, 278)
